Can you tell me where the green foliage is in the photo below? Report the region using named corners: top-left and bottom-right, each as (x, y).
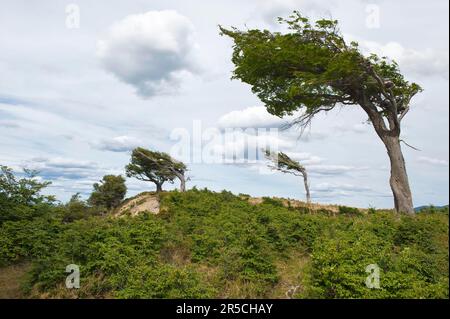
top-left (338, 206), bottom-right (363, 216)
top-left (220, 12), bottom-right (421, 120)
top-left (116, 264), bottom-right (215, 299)
top-left (0, 214), bottom-right (64, 266)
top-left (261, 197), bottom-right (284, 207)
top-left (0, 165), bottom-right (55, 224)
top-left (88, 175), bottom-right (127, 211)
top-left (304, 212), bottom-right (449, 299)
top-left (126, 147), bottom-right (187, 192)
top-left (266, 151), bottom-right (306, 173)
top-left (0, 188), bottom-right (448, 299)
top-left (62, 193), bottom-right (103, 222)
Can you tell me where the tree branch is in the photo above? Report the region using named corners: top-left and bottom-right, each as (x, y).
top-left (398, 105), bottom-right (410, 122)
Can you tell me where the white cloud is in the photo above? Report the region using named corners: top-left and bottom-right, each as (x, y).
top-left (417, 156), bottom-right (449, 167)
top-left (309, 164), bottom-right (369, 176)
top-left (97, 10), bottom-right (200, 97)
top-left (0, 120), bottom-right (19, 128)
top-left (359, 40), bottom-right (449, 78)
top-left (218, 106), bottom-right (293, 129)
top-left (313, 182), bottom-right (372, 193)
top-left (311, 182), bottom-right (374, 199)
top-left (333, 123), bottom-right (369, 134)
top-left (285, 152), bottom-right (324, 165)
top-left (211, 130), bottom-right (294, 161)
top-left (91, 135), bottom-right (143, 153)
top-left (24, 157), bottom-right (101, 180)
top-left (259, 0), bottom-right (333, 25)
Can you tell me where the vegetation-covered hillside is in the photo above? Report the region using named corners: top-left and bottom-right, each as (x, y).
top-left (1, 188), bottom-right (448, 299)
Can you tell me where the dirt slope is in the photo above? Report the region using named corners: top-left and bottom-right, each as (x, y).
top-left (115, 192), bottom-right (160, 217)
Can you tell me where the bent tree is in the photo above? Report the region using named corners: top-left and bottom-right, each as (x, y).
top-left (265, 150), bottom-right (311, 203)
top-left (221, 12), bottom-right (422, 214)
top-left (126, 147), bottom-right (187, 193)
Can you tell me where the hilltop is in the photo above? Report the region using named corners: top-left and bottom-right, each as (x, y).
top-left (1, 189), bottom-right (448, 299)
top-left (113, 191), bottom-right (372, 218)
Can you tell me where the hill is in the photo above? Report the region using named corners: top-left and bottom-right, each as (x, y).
top-left (113, 191), bottom-right (365, 217)
top-left (0, 189), bottom-right (448, 299)
top-left (415, 205), bottom-right (449, 212)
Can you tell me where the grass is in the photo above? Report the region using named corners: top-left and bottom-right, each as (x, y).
top-left (0, 262), bottom-right (32, 299)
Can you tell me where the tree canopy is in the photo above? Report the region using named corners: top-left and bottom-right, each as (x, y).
top-left (88, 175), bottom-right (127, 211)
top-left (126, 147), bottom-right (187, 192)
top-left (265, 150), bottom-right (311, 203)
top-left (220, 12), bottom-right (421, 133)
top-left (0, 165), bottom-right (54, 223)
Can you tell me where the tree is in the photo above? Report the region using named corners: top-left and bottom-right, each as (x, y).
top-left (265, 151), bottom-right (311, 203)
top-left (63, 193), bottom-right (102, 222)
top-left (0, 165), bottom-right (54, 223)
top-left (126, 148), bottom-right (187, 193)
top-left (88, 175), bottom-right (127, 211)
top-left (220, 12), bottom-right (421, 214)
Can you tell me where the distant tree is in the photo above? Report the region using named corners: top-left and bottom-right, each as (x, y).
top-left (265, 151), bottom-right (311, 203)
top-left (0, 165), bottom-right (54, 223)
top-left (126, 148), bottom-right (187, 193)
top-left (88, 175), bottom-right (127, 211)
top-left (220, 12), bottom-right (422, 214)
top-left (63, 193), bottom-right (102, 222)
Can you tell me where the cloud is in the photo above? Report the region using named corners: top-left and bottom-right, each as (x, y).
top-left (359, 40), bottom-right (449, 78)
top-left (417, 156), bottom-right (449, 167)
top-left (285, 152), bottom-right (324, 165)
top-left (259, 0), bottom-right (333, 25)
top-left (311, 182), bottom-right (374, 199)
top-left (333, 123), bottom-right (369, 134)
top-left (313, 182), bottom-right (372, 193)
top-left (218, 106), bottom-right (293, 129)
top-left (97, 10), bottom-right (200, 97)
top-left (211, 130), bottom-right (294, 161)
top-left (24, 157), bottom-right (101, 180)
top-left (309, 164), bottom-right (369, 176)
top-left (0, 120), bottom-right (20, 128)
top-left (91, 135), bottom-right (143, 153)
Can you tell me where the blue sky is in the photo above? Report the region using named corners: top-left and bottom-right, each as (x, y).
top-left (0, 0), bottom-right (448, 208)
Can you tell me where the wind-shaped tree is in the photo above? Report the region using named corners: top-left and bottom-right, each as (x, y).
top-left (265, 150), bottom-right (311, 203)
top-left (221, 12), bottom-right (422, 214)
top-left (126, 147), bottom-right (187, 193)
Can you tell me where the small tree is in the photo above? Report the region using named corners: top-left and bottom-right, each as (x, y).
top-left (265, 151), bottom-right (311, 203)
top-left (221, 13), bottom-right (422, 214)
top-left (126, 148), bottom-right (187, 193)
top-left (0, 165), bottom-right (54, 223)
top-left (88, 175), bottom-right (127, 211)
top-left (64, 193), bottom-right (102, 222)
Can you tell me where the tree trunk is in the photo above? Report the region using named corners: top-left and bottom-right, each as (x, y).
top-left (383, 136), bottom-right (414, 214)
top-left (179, 175), bottom-right (186, 192)
top-left (301, 171), bottom-right (311, 204)
top-left (174, 172), bottom-right (186, 192)
top-left (156, 183), bottom-right (163, 193)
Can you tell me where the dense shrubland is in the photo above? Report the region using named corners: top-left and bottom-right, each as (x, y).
top-left (1, 181), bottom-right (448, 299)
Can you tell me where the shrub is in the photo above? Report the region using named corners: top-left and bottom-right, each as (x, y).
top-left (1, 189), bottom-right (447, 299)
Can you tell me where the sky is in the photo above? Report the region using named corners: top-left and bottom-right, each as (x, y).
top-left (0, 0), bottom-right (448, 208)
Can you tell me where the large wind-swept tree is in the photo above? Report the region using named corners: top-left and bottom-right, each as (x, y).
top-left (221, 12), bottom-right (422, 214)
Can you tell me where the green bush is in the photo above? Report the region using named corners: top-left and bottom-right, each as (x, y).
top-left (1, 188), bottom-right (448, 299)
top-left (303, 211), bottom-right (449, 299)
